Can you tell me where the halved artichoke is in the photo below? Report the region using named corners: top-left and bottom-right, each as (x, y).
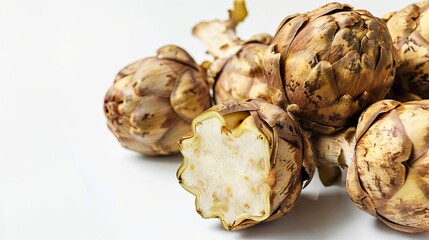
top-left (104, 45), bottom-right (211, 155)
top-left (177, 99), bottom-right (315, 230)
top-left (347, 99), bottom-right (429, 233)
top-left (265, 2), bottom-right (397, 134)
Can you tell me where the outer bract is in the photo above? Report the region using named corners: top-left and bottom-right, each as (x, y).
top-left (104, 45), bottom-right (211, 156)
top-left (383, 0), bottom-right (429, 101)
top-left (192, 0), bottom-right (247, 60)
top-left (265, 3), bottom-right (396, 134)
top-left (347, 99), bottom-right (429, 233)
top-left (177, 99), bottom-right (315, 230)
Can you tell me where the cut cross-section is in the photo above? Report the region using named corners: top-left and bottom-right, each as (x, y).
top-left (178, 110), bottom-right (272, 230)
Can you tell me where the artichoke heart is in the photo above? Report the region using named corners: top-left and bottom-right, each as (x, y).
top-left (178, 111), bottom-right (271, 229)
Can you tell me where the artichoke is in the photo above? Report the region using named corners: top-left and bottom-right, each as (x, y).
top-left (104, 45), bottom-right (211, 156)
top-left (192, 0), bottom-right (273, 104)
top-left (211, 34), bottom-right (273, 104)
top-left (264, 3), bottom-right (397, 134)
top-left (177, 99), bottom-right (315, 230)
top-left (383, 0), bottom-right (429, 101)
top-left (347, 99), bottom-right (429, 233)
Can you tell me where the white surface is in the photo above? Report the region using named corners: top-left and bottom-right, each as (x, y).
top-left (0, 0), bottom-right (427, 239)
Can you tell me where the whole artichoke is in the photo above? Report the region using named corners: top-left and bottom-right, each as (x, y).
top-left (104, 45), bottom-right (211, 156)
top-left (192, 0), bottom-right (273, 104)
top-left (383, 0), bottom-right (429, 101)
top-left (264, 3), bottom-right (397, 134)
top-left (347, 99), bottom-right (429, 233)
top-left (210, 34), bottom-right (273, 104)
top-left (177, 99), bottom-right (315, 230)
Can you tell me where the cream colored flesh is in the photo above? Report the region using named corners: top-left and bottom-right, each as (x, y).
top-left (178, 111), bottom-right (271, 230)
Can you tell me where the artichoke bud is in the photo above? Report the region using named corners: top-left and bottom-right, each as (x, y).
top-left (212, 34), bottom-right (274, 104)
top-left (177, 99), bottom-right (315, 230)
top-left (383, 0), bottom-right (429, 101)
top-left (104, 45), bottom-right (211, 156)
top-left (347, 99), bottom-right (429, 233)
top-left (192, 0), bottom-right (273, 104)
top-left (264, 3), bottom-right (397, 134)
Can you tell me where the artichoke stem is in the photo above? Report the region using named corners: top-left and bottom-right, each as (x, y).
top-left (310, 127), bottom-right (356, 169)
top-left (228, 0), bottom-right (248, 29)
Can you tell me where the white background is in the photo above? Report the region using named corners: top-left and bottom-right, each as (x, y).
top-left (1, 0), bottom-right (428, 239)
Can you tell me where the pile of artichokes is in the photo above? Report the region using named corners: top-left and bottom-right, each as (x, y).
top-left (104, 0), bottom-right (429, 234)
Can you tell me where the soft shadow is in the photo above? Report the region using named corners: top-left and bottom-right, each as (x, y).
top-left (374, 218), bottom-right (429, 239)
top-left (138, 152), bottom-right (182, 161)
top-left (239, 189), bottom-right (354, 239)
top-left (128, 152), bottom-right (183, 167)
